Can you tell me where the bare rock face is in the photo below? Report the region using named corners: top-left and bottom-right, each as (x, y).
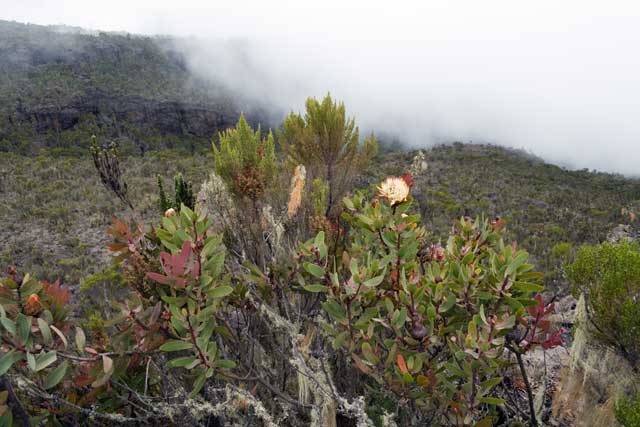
top-left (551, 295), bottom-right (640, 427)
top-left (15, 93), bottom-right (238, 137)
top-left (607, 224), bottom-right (637, 243)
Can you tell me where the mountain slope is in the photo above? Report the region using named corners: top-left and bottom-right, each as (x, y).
top-left (0, 20), bottom-right (265, 153)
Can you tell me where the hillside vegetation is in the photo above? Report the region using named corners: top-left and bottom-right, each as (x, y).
top-left (0, 19), bottom-right (639, 427)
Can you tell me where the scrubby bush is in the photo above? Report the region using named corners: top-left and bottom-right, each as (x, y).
top-left (279, 94), bottom-right (378, 215)
top-left (0, 206), bottom-right (249, 425)
top-left (210, 114), bottom-right (278, 268)
top-left (157, 173), bottom-right (196, 213)
top-left (0, 174), bottom-right (563, 426)
top-left (212, 114), bottom-right (276, 209)
top-left (567, 241), bottom-right (640, 365)
top-left (287, 175), bottom-right (562, 425)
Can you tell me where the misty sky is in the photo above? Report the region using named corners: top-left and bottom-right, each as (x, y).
top-left (3, 0), bottom-right (640, 175)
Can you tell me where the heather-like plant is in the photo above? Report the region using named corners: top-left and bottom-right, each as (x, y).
top-left (212, 114), bottom-right (276, 209)
top-left (157, 173), bottom-right (196, 213)
top-left (293, 175), bottom-right (561, 426)
top-left (279, 94), bottom-right (378, 215)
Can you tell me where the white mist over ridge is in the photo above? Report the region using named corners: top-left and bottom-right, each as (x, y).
top-left (4, 0), bottom-right (640, 175)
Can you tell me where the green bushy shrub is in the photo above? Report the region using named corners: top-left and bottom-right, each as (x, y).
top-left (567, 241), bottom-right (640, 365)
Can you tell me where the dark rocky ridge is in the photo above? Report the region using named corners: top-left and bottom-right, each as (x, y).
top-left (11, 91), bottom-right (238, 137)
top-left (0, 20), bottom-right (270, 146)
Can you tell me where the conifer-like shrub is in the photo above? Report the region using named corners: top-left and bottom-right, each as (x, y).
top-left (157, 173), bottom-right (196, 213)
top-left (279, 94), bottom-right (378, 215)
top-left (567, 241), bottom-right (640, 365)
top-left (212, 114), bottom-right (276, 207)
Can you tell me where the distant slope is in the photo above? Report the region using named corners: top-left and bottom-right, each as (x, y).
top-left (0, 20), bottom-right (266, 153)
top-left (2, 143), bottom-right (639, 292)
top-left (377, 143), bottom-right (640, 291)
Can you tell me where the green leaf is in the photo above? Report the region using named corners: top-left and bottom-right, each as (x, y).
top-left (495, 315), bottom-right (516, 331)
top-left (303, 284), bottom-right (329, 293)
top-left (35, 351), bottom-right (57, 372)
top-left (37, 318), bottom-right (52, 345)
top-left (215, 359), bottom-right (236, 369)
top-left (26, 352), bottom-right (36, 372)
top-left (361, 342), bottom-right (380, 365)
top-left (204, 250), bottom-right (225, 277)
top-left (391, 308), bottom-right (407, 329)
top-left (303, 262), bottom-right (325, 279)
top-left (159, 340), bottom-right (194, 352)
top-left (0, 351), bottom-right (22, 376)
top-left (49, 325), bottom-right (68, 349)
top-left (16, 314), bottom-right (30, 345)
top-left (201, 237), bottom-right (221, 259)
top-left (480, 377), bottom-right (503, 389)
top-left (189, 372), bottom-right (207, 398)
top-left (512, 281), bottom-right (545, 294)
top-left (75, 327), bottom-right (86, 352)
top-left (20, 280), bottom-right (42, 297)
top-left (167, 356), bottom-right (199, 368)
top-left (322, 301), bottom-right (347, 323)
top-left (349, 258), bottom-right (360, 279)
top-left (478, 397), bottom-right (505, 405)
top-left (208, 286), bottom-right (233, 299)
top-left (355, 213), bottom-right (374, 227)
top-left (507, 252), bottom-right (530, 275)
top-left (441, 293), bottom-right (457, 312)
top-left (0, 318), bottom-right (15, 336)
top-left (43, 361), bottom-right (68, 390)
top-left (363, 273), bottom-right (385, 287)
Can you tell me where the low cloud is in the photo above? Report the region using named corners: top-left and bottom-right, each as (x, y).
top-left (5, 0), bottom-right (640, 174)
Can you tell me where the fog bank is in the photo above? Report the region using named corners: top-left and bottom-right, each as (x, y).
top-left (4, 0), bottom-right (640, 174)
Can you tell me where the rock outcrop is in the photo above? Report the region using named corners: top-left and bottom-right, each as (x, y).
top-left (13, 92), bottom-right (238, 137)
top-left (607, 224), bottom-right (637, 244)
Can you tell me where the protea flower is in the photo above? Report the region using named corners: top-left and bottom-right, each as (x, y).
top-left (377, 176), bottom-right (410, 206)
top-left (164, 208), bottom-right (177, 218)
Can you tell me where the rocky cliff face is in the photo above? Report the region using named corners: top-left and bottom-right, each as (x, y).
top-left (12, 92), bottom-right (238, 137)
top-left (0, 20), bottom-right (271, 145)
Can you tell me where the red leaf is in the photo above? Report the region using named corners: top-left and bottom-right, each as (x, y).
top-left (542, 329), bottom-right (564, 350)
top-left (42, 280), bottom-right (71, 306)
top-left (146, 272), bottom-right (172, 285)
top-left (352, 355), bottom-right (371, 374)
top-left (176, 241), bottom-right (192, 275)
top-left (397, 354), bottom-right (409, 374)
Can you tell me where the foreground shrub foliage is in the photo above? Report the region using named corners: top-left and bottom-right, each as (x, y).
top-left (1, 97), bottom-right (563, 425)
top-left (291, 177), bottom-right (561, 425)
top-left (567, 241), bottom-right (640, 366)
top-left (0, 177), bottom-right (562, 425)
